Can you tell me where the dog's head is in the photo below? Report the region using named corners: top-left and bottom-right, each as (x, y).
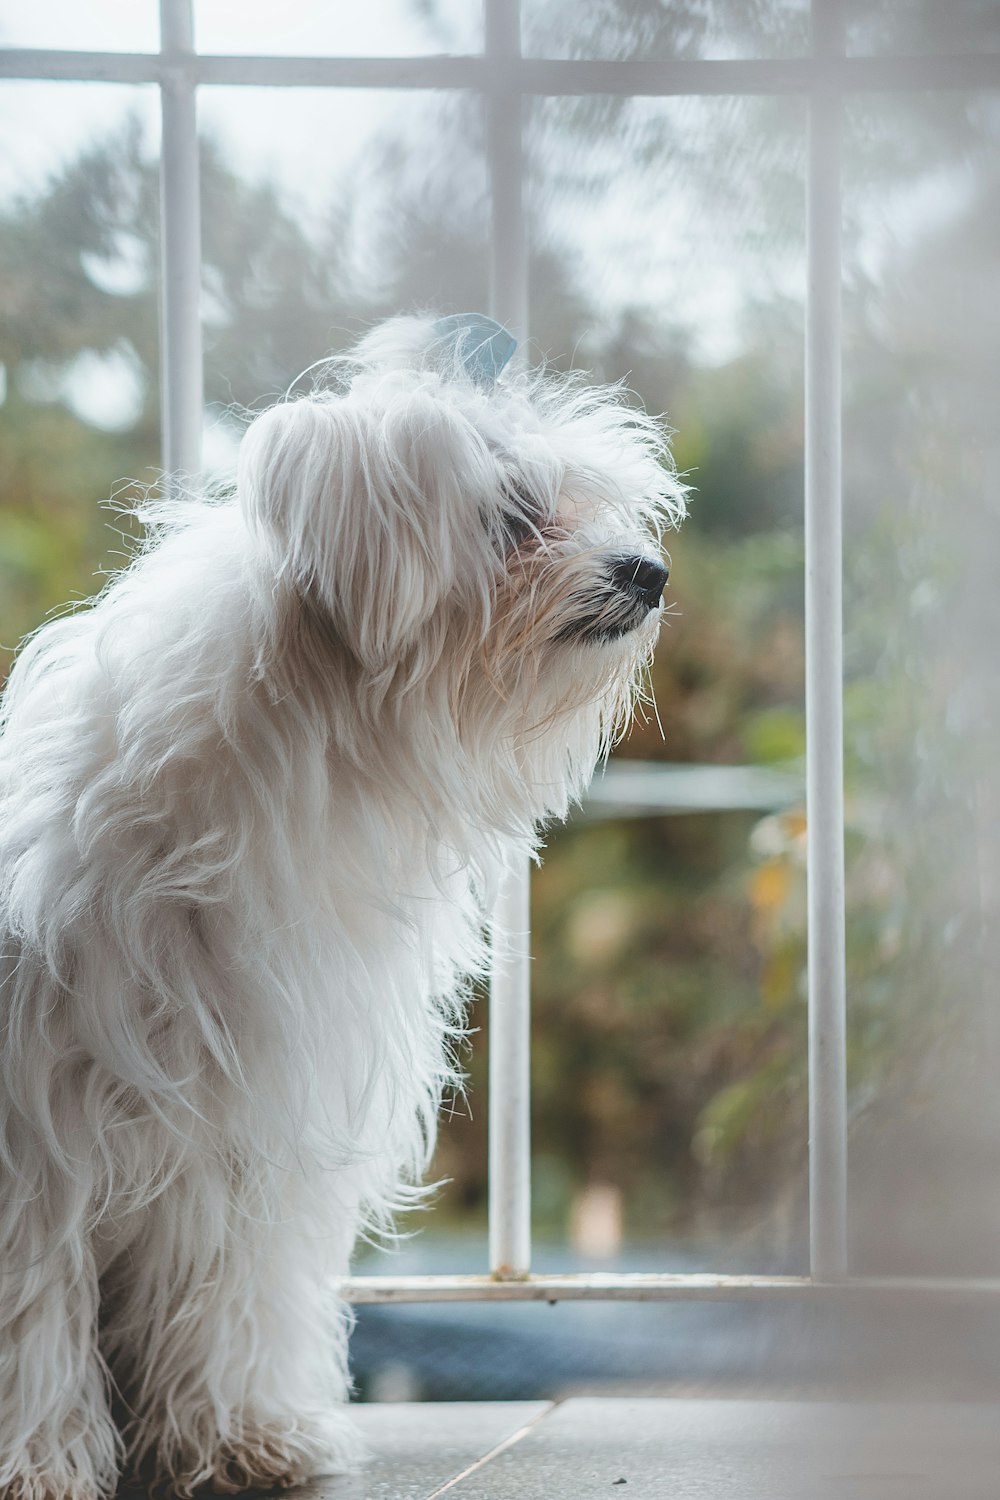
top-left (237, 315), bottom-right (684, 817)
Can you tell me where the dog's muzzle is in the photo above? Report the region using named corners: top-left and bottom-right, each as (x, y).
top-left (559, 552), bottom-right (669, 644)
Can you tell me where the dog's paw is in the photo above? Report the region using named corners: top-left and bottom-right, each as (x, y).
top-left (157, 1411), bottom-right (365, 1497)
top-left (203, 1425), bottom-right (338, 1496)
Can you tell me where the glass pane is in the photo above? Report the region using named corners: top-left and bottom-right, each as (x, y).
top-left (847, 0), bottom-right (1000, 55)
top-left (528, 93), bottom-right (805, 368)
top-left (523, 0), bottom-right (809, 61)
top-left (518, 90), bottom-right (809, 1271)
top-left (0, 83), bottom-right (161, 665)
top-left (197, 86), bottom-right (488, 473)
top-left (841, 89), bottom-right (1000, 1277)
top-left (195, 0), bottom-right (481, 57)
top-left (0, 0), bottom-right (159, 52)
top-left (0, 80), bottom-right (160, 200)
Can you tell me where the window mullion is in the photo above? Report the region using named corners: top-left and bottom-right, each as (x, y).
top-left (158, 0), bottom-right (203, 482)
top-left (486, 0), bottom-right (532, 1283)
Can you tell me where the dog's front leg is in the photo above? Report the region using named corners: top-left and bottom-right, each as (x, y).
top-left (103, 1161), bottom-right (363, 1495)
top-left (0, 1177), bottom-right (120, 1500)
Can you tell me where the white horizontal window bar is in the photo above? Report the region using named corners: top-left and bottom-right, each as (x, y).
top-left (341, 1273), bottom-right (1000, 1305)
top-left (3, 50), bottom-right (999, 93)
top-left (584, 762), bottom-right (803, 818)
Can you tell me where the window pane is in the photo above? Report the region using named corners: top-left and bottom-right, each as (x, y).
top-left (0, 0), bottom-right (158, 52)
top-left (0, 81), bottom-right (159, 200)
top-left (523, 0), bottom-right (809, 61)
top-left (841, 89), bottom-right (1000, 1276)
top-left (196, 86), bottom-right (488, 472)
top-left (846, 1), bottom-right (1000, 55)
top-left (520, 90), bottom-right (809, 1269)
top-left (527, 92), bottom-right (805, 368)
top-left (0, 83), bottom-right (161, 667)
top-left (195, 0), bottom-right (481, 57)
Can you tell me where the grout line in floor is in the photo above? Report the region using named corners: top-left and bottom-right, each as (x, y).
top-left (422, 1401), bottom-right (559, 1499)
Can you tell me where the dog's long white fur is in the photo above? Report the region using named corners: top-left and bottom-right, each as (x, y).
top-left (0, 317), bottom-right (683, 1498)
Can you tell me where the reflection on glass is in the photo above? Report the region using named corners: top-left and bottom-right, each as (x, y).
top-left (841, 90), bottom-right (1000, 1277)
top-left (846, 0), bottom-right (1000, 56)
top-left (195, 0), bottom-right (480, 57)
top-left (522, 0), bottom-right (809, 61)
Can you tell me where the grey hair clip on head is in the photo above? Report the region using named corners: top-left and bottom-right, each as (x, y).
top-left (432, 312), bottom-right (517, 386)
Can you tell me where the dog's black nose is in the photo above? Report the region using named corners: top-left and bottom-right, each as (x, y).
top-left (610, 555), bottom-right (669, 611)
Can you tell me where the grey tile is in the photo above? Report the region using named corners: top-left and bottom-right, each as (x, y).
top-left (300, 1401), bottom-right (552, 1500)
top-left (441, 1398), bottom-right (1000, 1500)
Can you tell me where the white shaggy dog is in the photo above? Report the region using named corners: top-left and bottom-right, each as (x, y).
top-left (0, 315), bottom-right (683, 1497)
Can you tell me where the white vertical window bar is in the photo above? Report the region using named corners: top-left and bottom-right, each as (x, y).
top-left (485, 0), bottom-right (532, 1281)
top-left (158, 0), bottom-right (203, 480)
top-left (805, 0), bottom-right (849, 1281)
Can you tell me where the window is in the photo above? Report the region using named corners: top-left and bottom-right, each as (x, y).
top-left (2, 3), bottom-right (998, 1355)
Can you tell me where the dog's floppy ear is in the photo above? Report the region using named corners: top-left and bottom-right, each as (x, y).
top-left (238, 397), bottom-right (351, 602)
top-left (238, 388), bottom-right (495, 666)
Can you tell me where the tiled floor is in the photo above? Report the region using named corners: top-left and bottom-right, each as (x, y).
top-left (305, 1398), bottom-right (1000, 1500)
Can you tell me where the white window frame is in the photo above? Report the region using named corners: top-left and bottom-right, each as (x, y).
top-left (4, 0), bottom-right (999, 1308)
